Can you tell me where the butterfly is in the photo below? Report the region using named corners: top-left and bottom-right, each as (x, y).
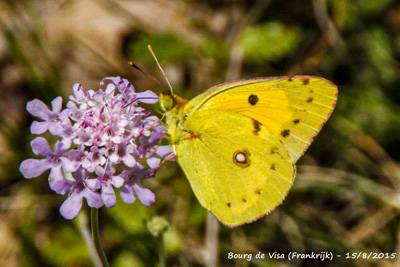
top-left (160, 76), bottom-right (337, 227)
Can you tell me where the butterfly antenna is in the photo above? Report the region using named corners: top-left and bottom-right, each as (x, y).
top-left (129, 61), bottom-right (164, 87)
top-left (148, 45), bottom-right (174, 92)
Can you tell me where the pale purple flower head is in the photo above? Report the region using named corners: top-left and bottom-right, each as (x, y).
top-left (20, 77), bottom-right (172, 219)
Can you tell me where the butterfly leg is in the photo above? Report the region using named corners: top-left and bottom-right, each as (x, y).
top-left (149, 152), bottom-right (177, 177)
top-left (184, 130), bottom-right (201, 140)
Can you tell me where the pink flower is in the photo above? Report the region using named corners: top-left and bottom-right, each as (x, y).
top-left (20, 77), bottom-right (172, 219)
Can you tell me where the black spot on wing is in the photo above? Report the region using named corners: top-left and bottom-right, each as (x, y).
top-left (252, 119), bottom-right (261, 135)
top-left (306, 97), bottom-right (314, 103)
top-left (270, 163), bottom-right (276, 170)
top-left (302, 78), bottom-right (310, 85)
top-left (281, 129), bottom-right (290, 138)
top-left (248, 94), bottom-right (259, 105)
top-left (292, 119), bottom-right (300, 124)
top-left (227, 202), bottom-right (231, 208)
top-left (270, 146), bottom-right (279, 154)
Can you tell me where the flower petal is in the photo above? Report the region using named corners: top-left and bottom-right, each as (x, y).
top-left (59, 109), bottom-right (71, 120)
top-left (19, 158), bottom-right (52, 178)
top-left (133, 182), bottom-right (156, 206)
top-left (156, 145), bottom-right (173, 159)
top-left (55, 141), bottom-right (68, 155)
top-left (105, 83), bottom-right (116, 94)
top-left (60, 192), bottom-right (84, 219)
top-left (86, 179), bottom-right (101, 190)
top-left (101, 183), bottom-right (116, 208)
top-left (49, 165), bottom-right (65, 181)
top-left (60, 158), bottom-right (80, 173)
top-left (61, 137), bottom-right (72, 149)
top-left (50, 178), bottom-right (75, 195)
top-left (84, 189), bottom-right (104, 208)
top-left (51, 96), bottom-right (63, 113)
top-left (111, 175), bottom-right (124, 188)
top-left (136, 90), bottom-right (159, 104)
top-left (49, 166), bottom-right (74, 194)
top-left (122, 154), bottom-right (136, 168)
top-left (148, 125), bottom-right (164, 143)
top-left (101, 76), bottom-right (122, 87)
top-left (31, 137), bottom-right (53, 156)
top-left (70, 83), bottom-right (86, 103)
top-left (147, 157), bottom-right (160, 169)
top-left (72, 167), bottom-right (87, 183)
top-left (26, 99), bottom-right (51, 120)
top-left (49, 123), bottom-right (65, 137)
top-left (121, 185), bottom-right (136, 204)
top-left (30, 121), bottom-right (49, 134)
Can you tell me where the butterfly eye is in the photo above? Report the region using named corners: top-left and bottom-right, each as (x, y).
top-left (160, 91), bottom-right (174, 111)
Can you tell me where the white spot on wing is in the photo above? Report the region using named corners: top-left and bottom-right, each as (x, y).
top-left (236, 153), bottom-right (246, 163)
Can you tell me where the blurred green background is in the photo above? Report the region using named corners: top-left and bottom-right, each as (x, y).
top-left (1, 0), bottom-right (400, 266)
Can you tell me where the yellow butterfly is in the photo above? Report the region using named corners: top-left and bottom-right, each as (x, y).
top-left (160, 76), bottom-right (337, 227)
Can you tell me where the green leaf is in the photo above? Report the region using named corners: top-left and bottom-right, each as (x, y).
top-left (127, 32), bottom-right (192, 63)
top-left (202, 36), bottom-right (229, 60)
top-left (238, 22), bottom-right (301, 62)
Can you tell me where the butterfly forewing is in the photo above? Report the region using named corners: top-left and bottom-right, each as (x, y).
top-left (185, 76), bottom-right (338, 163)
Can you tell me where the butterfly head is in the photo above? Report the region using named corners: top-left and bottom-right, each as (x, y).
top-left (160, 91), bottom-right (188, 112)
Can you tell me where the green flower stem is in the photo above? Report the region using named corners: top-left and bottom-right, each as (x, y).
top-left (91, 208), bottom-right (110, 267)
top-left (159, 235), bottom-right (166, 267)
top-left (75, 212), bottom-right (102, 267)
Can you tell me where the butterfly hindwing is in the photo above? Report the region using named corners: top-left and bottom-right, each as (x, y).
top-left (175, 109), bottom-right (295, 226)
top-left (184, 76), bottom-right (338, 163)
